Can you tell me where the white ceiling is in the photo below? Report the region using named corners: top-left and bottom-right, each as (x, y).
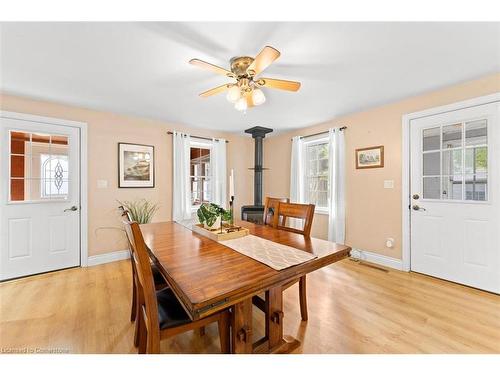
top-left (1, 22), bottom-right (499, 134)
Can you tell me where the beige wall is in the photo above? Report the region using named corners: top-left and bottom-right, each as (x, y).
top-left (263, 72), bottom-right (500, 259)
top-left (2, 72), bottom-right (498, 260)
top-left (0, 94), bottom-right (254, 256)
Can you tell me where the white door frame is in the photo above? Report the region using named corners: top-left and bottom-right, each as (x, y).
top-left (0, 111), bottom-right (89, 267)
top-left (401, 92), bottom-right (500, 272)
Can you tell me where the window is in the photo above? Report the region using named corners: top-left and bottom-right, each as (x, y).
top-left (9, 131), bottom-right (69, 202)
top-left (304, 139), bottom-right (329, 210)
top-left (190, 144), bottom-right (211, 207)
top-left (422, 119), bottom-right (488, 201)
top-left (40, 154), bottom-right (69, 198)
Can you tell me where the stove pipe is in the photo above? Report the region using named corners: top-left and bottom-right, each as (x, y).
top-left (244, 126), bottom-right (273, 206)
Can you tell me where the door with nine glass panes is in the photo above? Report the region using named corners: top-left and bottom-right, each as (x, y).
top-left (0, 115), bottom-right (81, 280)
top-left (410, 102), bottom-right (499, 293)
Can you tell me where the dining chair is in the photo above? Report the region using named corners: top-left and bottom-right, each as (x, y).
top-left (119, 207), bottom-right (169, 346)
top-left (272, 202), bottom-right (315, 237)
top-left (272, 202), bottom-right (315, 321)
top-left (123, 219), bottom-right (231, 354)
top-left (262, 197), bottom-right (289, 226)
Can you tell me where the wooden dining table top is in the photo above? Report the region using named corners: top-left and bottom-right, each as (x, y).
top-left (140, 219), bottom-right (351, 320)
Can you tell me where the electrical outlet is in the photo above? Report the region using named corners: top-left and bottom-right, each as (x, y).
top-left (384, 180), bottom-right (394, 189)
top-left (97, 180), bottom-right (108, 189)
top-left (386, 238), bottom-right (395, 248)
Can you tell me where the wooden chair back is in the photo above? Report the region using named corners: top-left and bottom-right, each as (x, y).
top-left (263, 197), bottom-right (289, 225)
top-left (119, 206), bottom-right (133, 249)
top-left (273, 202), bottom-right (315, 237)
top-left (120, 207), bottom-right (136, 264)
top-left (119, 205), bottom-right (133, 222)
top-left (122, 220), bottom-right (161, 350)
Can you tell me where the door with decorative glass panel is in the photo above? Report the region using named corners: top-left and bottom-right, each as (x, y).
top-left (0, 116), bottom-right (80, 280)
top-left (410, 102), bottom-right (499, 293)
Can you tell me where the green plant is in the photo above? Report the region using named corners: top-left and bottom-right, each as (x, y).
top-left (118, 198), bottom-right (160, 224)
top-left (197, 203), bottom-right (231, 227)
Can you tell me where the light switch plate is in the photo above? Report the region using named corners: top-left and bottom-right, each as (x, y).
top-left (384, 180), bottom-right (394, 189)
top-left (97, 180), bottom-right (108, 189)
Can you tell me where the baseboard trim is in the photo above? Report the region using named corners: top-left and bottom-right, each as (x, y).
top-left (87, 250), bottom-right (130, 267)
top-left (350, 248), bottom-right (403, 271)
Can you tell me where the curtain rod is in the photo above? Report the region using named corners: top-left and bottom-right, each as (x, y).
top-left (167, 131), bottom-right (229, 143)
top-left (291, 126), bottom-right (347, 141)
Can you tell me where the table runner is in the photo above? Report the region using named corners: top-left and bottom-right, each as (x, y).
top-left (175, 220), bottom-right (318, 270)
top-left (219, 234), bottom-right (317, 270)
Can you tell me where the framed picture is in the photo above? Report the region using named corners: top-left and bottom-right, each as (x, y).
top-left (118, 143), bottom-right (155, 188)
top-left (355, 145), bottom-right (384, 169)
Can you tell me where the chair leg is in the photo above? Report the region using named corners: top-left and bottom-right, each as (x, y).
top-left (133, 289), bottom-right (142, 348)
top-left (130, 277), bottom-right (137, 322)
top-left (217, 311), bottom-right (231, 354)
top-left (147, 332), bottom-right (160, 354)
top-left (133, 308), bottom-right (140, 347)
top-left (198, 327), bottom-right (205, 336)
top-left (138, 313), bottom-right (147, 354)
top-left (299, 276), bottom-right (308, 321)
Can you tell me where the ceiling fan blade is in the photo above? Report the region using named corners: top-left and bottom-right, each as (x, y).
top-left (189, 59), bottom-right (235, 78)
top-left (247, 46), bottom-right (280, 76)
top-left (199, 84), bottom-right (231, 98)
top-left (257, 77), bottom-right (301, 92)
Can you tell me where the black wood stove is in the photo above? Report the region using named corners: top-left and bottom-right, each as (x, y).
top-left (241, 126), bottom-right (273, 224)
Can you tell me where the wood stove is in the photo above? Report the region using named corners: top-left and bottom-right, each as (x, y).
top-left (241, 126), bottom-right (273, 224)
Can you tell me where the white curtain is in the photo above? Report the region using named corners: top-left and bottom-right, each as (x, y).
top-left (290, 136), bottom-right (304, 203)
top-left (290, 136), bottom-right (305, 228)
top-left (211, 138), bottom-right (227, 208)
top-left (327, 128), bottom-right (346, 243)
top-left (172, 131), bottom-right (192, 222)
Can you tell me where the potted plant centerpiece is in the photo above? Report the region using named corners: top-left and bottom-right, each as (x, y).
top-left (193, 202), bottom-right (248, 240)
top-left (197, 203), bottom-right (232, 232)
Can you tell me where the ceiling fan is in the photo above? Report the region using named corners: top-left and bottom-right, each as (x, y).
top-left (189, 46), bottom-right (301, 111)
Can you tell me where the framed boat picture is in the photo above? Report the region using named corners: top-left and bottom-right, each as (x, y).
top-left (118, 143), bottom-right (155, 188)
top-left (355, 145), bottom-right (384, 169)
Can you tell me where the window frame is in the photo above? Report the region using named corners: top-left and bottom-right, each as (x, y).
top-left (8, 130), bottom-right (70, 203)
top-left (420, 116), bottom-right (489, 203)
top-left (189, 139), bottom-right (213, 211)
top-left (303, 135), bottom-right (330, 214)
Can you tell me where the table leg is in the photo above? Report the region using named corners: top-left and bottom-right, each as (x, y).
top-left (266, 286), bottom-right (301, 354)
top-left (231, 298), bottom-right (253, 353)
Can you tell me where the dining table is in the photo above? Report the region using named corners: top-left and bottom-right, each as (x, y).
top-left (140, 219), bottom-right (351, 354)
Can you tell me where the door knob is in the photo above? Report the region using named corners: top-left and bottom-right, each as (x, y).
top-left (412, 205), bottom-right (426, 211)
top-left (64, 206), bottom-right (78, 212)
top-left (412, 194), bottom-right (420, 200)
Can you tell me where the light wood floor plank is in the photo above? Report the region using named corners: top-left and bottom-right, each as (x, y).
top-left (0, 259), bottom-right (498, 353)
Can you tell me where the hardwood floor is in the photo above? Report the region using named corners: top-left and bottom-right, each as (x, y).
top-left (1, 259), bottom-right (499, 353)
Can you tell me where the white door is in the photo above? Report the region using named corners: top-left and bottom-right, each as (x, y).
top-left (410, 102), bottom-right (500, 293)
top-left (0, 116), bottom-right (81, 280)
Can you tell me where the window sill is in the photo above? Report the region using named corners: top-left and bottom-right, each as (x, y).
top-left (314, 209), bottom-right (329, 216)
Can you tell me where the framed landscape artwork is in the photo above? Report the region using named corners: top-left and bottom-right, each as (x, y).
top-left (355, 145), bottom-right (384, 169)
top-left (118, 143), bottom-right (155, 188)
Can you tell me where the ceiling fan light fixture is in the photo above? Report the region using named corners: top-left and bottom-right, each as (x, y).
top-left (226, 85), bottom-right (241, 103)
top-left (251, 88), bottom-right (266, 106)
top-left (190, 46), bottom-right (300, 110)
top-left (234, 97), bottom-right (248, 111)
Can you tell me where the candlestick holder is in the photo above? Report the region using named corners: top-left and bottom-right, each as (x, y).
top-left (229, 196), bottom-right (234, 226)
